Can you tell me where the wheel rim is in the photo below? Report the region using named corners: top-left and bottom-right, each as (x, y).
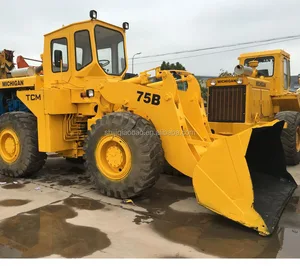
top-left (95, 134), bottom-right (132, 180)
top-left (0, 129), bottom-right (20, 163)
top-left (296, 126), bottom-right (300, 152)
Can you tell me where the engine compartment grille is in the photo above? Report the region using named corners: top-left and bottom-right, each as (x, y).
top-left (208, 85), bottom-right (246, 122)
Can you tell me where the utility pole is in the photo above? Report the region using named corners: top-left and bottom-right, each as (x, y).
top-left (132, 52), bottom-right (141, 73)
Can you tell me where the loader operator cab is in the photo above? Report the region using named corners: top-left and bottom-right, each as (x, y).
top-left (239, 50), bottom-right (291, 94)
top-left (45, 10), bottom-right (128, 88)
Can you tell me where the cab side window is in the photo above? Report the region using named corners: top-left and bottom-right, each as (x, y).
top-left (75, 30), bottom-right (92, 70)
top-left (51, 38), bottom-right (68, 73)
top-left (284, 58), bottom-right (290, 90)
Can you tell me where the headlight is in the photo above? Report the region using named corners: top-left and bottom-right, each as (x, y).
top-left (210, 80), bottom-right (216, 86)
top-left (237, 78), bottom-right (243, 84)
top-left (86, 89), bottom-right (95, 98)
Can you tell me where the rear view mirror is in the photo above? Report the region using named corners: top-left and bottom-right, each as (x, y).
top-left (54, 50), bottom-right (62, 67)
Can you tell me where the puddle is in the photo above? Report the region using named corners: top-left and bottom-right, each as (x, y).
top-left (133, 187), bottom-right (300, 258)
top-left (0, 204), bottom-right (111, 258)
top-left (0, 245), bottom-right (22, 258)
top-left (64, 197), bottom-right (105, 210)
top-left (0, 200), bottom-right (30, 207)
top-left (1, 184), bottom-right (25, 189)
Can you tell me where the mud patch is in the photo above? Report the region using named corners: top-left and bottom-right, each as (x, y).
top-left (64, 197), bottom-right (105, 210)
top-left (69, 167), bottom-right (85, 174)
top-left (0, 177), bottom-right (14, 183)
top-left (0, 204), bottom-right (111, 258)
top-left (133, 187), bottom-right (300, 258)
top-left (58, 179), bottom-right (76, 186)
top-left (133, 187), bottom-right (195, 219)
top-left (285, 196), bottom-right (300, 213)
top-left (160, 253), bottom-right (187, 258)
top-left (1, 183), bottom-right (25, 189)
top-left (78, 176), bottom-right (91, 183)
top-left (0, 199), bottom-right (30, 207)
top-left (133, 214), bottom-right (152, 225)
top-left (166, 175), bottom-right (192, 187)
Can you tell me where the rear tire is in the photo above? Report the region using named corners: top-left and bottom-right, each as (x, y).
top-left (0, 112), bottom-right (47, 178)
top-left (275, 111), bottom-right (300, 165)
top-left (84, 112), bottom-right (164, 199)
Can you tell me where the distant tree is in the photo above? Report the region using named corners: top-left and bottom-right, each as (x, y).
top-left (219, 68), bottom-right (235, 77)
top-left (201, 86), bottom-right (208, 102)
top-left (161, 61), bottom-right (186, 70)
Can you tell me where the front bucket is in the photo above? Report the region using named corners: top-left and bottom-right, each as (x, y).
top-left (192, 120), bottom-right (297, 235)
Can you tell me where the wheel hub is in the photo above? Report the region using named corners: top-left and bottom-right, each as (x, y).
top-left (95, 135), bottom-right (132, 180)
top-left (0, 129), bottom-right (20, 163)
top-left (106, 146), bottom-right (124, 168)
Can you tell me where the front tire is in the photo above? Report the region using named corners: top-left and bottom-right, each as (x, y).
top-left (275, 111), bottom-right (300, 165)
top-left (84, 112), bottom-right (164, 199)
top-left (0, 112), bottom-right (47, 178)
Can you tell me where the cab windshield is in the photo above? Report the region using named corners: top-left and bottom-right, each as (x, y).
top-left (94, 25), bottom-right (126, 75)
top-left (244, 56), bottom-right (274, 77)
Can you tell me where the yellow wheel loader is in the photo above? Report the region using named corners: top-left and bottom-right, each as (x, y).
top-left (206, 49), bottom-right (300, 166)
top-left (0, 11), bottom-right (296, 236)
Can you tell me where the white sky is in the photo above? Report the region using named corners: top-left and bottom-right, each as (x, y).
top-left (2, 0), bottom-right (300, 76)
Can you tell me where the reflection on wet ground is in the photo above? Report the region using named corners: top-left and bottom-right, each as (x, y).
top-left (0, 200), bottom-right (30, 207)
top-left (133, 187), bottom-right (300, 258)
top-left (63, 197), bottom-right (105, 210)
top-left (0, 158), bottom-right (300, 258)
top-left (0, 199), bottom-right (110, 258)
top-left (35, 162), bottom-right (90, 187)
top-left (1, 184), bottom-right (25, 189)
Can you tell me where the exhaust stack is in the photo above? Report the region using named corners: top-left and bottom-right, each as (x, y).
top-left (234, 64), bottom-right (254, 76)
top-left (9, 66), bottom-right (36, 78)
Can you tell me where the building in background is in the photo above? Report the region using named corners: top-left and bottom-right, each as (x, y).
top-left (290, 75), bottom-right (300, 92)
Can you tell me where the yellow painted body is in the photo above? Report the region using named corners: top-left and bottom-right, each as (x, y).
top-left (0, 18), bottom-right (295, 236)
top-left (206, 49), bottom-right (300, 135)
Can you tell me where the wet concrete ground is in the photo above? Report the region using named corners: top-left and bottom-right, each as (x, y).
top-left (0, 157), bottom-right (300, 258)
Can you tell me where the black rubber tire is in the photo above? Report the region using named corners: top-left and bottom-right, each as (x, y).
top-left (65, 157), bottom-right (85, 164)
top-left (0, 112), bottom-right (47, 178)
top-left (83, 112), bottom-right (164, 199)
top-left (275, 111), bottom-right (300, 165)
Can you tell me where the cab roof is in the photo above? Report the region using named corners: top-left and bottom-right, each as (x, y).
top-left (238, 49), bottom-right (290, 59)
top-left (44, 19), bottom-right (124, 37)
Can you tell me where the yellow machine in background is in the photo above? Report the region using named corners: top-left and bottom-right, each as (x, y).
top-left (207, 50), bottom-right (300, 165)
top-left (0, 11), bottom-right (296, 236)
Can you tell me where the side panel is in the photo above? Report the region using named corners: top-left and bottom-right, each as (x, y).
top-left (17, 90), bottom-right (74, 152)
top-left (272, 94), bottom-right (300, 113)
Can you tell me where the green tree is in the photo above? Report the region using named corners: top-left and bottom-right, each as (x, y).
top-left (219, 68), bottom-right (235, 77)
top-left (161, 61), bottom-right (186, 70)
